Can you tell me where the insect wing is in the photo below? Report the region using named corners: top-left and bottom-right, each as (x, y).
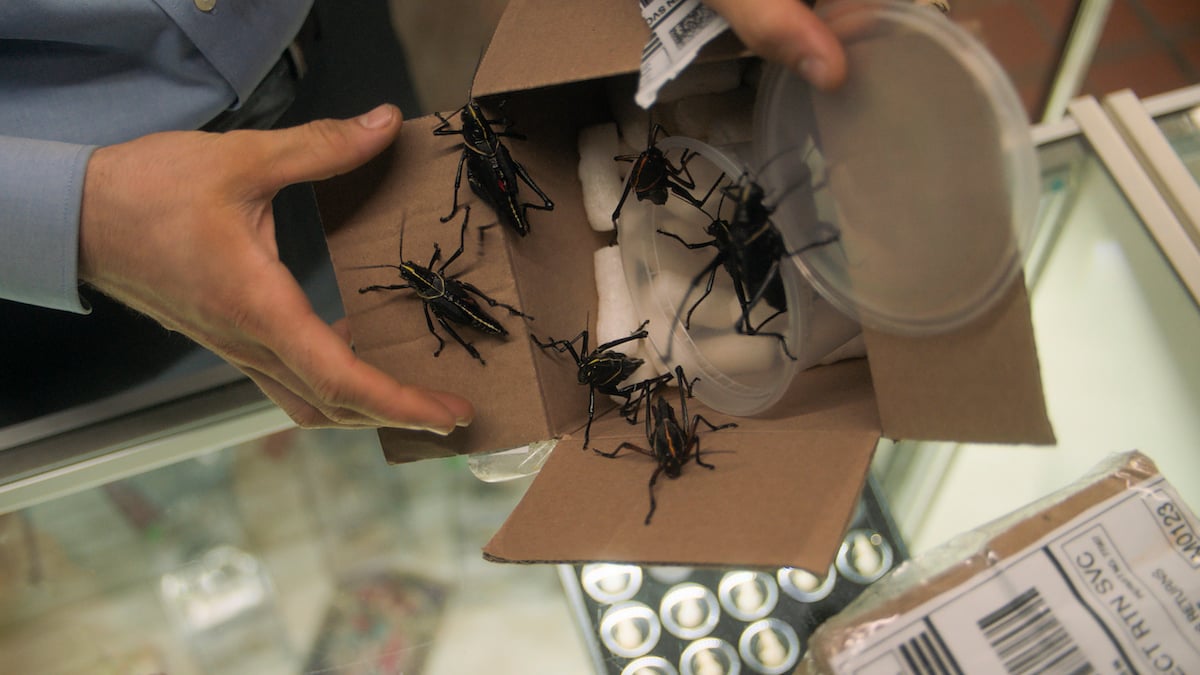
top-left (466, 151), bottom-right (528, 236)
top-left (400, 262), bottom-right (445, 301)
top-left (646, 399), bottom-right (685, 476)
top-left (741, 222), bottom-right (789, 312)
top-left (433, 278), bottom-right (507, 335)
top-left (582, 351), bottom-right (644, 392)
top-left (460, 103), bottom-right (495, 152)
top-left (633, 150), bottom-right (670, 206)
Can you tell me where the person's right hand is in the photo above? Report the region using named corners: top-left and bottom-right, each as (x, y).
top-left (705, 0), bottom-right (848, 90)
top-left (78, 104), bottom-right (475, 434)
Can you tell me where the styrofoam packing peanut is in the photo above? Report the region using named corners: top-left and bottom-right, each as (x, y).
top-left (650, 268), bottom-right (734, 333)
top-left (653, 216), bottom-right (737, 327)
top-left (577, 123), bottom-right (623, 232)
top-left (670, 88), bottom-right (756, 145)
top-left (606, 77), bottom-right (651, 155)
top-left (706, 104), bottom-right (755, 147)
top-left (682, 279), bottom-right (738, 330)
top-left (655, 59), bottom-right (744, 104)
top-left (728, 292), bottom-right (788, 333)
top-left (593, 246), bottom-right (668, 393)
top-left (653, 208), bottom-right (700, 240)
top-left (693, 331), bottom-right (779, 376)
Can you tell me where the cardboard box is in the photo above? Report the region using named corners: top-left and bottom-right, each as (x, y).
top-left (316, 0), bottom-right (1054, 572)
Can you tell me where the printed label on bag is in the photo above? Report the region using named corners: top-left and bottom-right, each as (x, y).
top-left (635, 0), bottom-right (729, 108)
top-left (831, 476), bottom-right (1200, 674)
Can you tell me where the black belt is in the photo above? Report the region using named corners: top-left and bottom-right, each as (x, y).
top-left (201, 11), bottom-right (319, 132)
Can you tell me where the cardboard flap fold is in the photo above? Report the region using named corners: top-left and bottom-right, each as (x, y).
top-left (474, 0), bottom-right (645, 98)
top-left (473, 0), bottom-right (745, 99)
top-left (866, 278), bottom-right (1055, 444)
top-left (484, 359), bottom-right (884, 571)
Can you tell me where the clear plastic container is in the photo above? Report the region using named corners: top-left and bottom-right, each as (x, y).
top-left (753, 0), bottom-right (1039, 335)
top-left (618, 136), bottom-right (861, 416)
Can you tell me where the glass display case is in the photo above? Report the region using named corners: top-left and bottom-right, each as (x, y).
top-left (0, 427), bottom-right (594, 674)
top-left (874, 85), bottom-right (1200, 555)
top-left (2, 85), bottom-right (1198, 673)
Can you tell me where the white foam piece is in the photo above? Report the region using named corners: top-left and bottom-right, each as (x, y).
top-left (593, 246), bottom-right (667, 391)
top-left (649, 266), bottom-right (737, 332)
top-left (693, 330), bottom-right (779, 377)
top-left (656, 60), bottom-right (744, 103)
top-left (577, 123), bottom-right (624, 232)
top-left (727, 291), bottom-right (790, 334)
top-left (671, 88), bottom-right (756, 145)
top-left (609, 80), bottom-right (651, 157)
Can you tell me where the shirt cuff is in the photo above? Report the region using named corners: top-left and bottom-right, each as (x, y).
top-left (0, 135), bottom-right (96, 314)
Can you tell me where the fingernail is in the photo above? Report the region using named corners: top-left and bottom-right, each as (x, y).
top-left (427, 424), bottom-right (454, 437)
top-left (358, 104), bottom-right (395, 129)
top-left (799, 56), bottom-right (832, 90)
top-left (455, 415), bottom-right (473, 428)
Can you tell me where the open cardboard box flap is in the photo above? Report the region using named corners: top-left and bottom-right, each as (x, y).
top-left (316, 0), bottom-right (1054, 571)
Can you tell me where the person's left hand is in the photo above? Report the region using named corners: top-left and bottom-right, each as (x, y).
top-left (78, 104), bottom-right (475, 433)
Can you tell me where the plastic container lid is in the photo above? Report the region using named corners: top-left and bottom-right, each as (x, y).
top-left (753, 0), bottom-right (1039, 335)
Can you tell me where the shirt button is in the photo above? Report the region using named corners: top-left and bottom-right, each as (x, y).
top-left (194, 0), bottom-right (216, 11)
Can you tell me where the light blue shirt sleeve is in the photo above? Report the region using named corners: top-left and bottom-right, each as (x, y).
top-left (0, 0), bottom-right (312, 313)
top-left (0, 137), bottom-right (96, 313)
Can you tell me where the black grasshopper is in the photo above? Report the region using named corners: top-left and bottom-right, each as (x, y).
top-left (434, 98), bottom-right (553, 236)
top-left (595, 366), bottom-right (737, 525)
top-left (611, 123), bottom-right (723, 230)
top-left (531, 320), bottom-right (671, 449)
top-left (357, 206), bottom-right (531, 365)
top-left (658, 172), bottom-right (840, 361)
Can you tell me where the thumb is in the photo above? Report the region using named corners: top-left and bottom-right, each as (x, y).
top-left (258, 104), bottom-right (402, 188)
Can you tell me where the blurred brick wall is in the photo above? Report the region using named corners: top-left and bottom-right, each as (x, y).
top-left (387, 0), bottom-right (1199, 121)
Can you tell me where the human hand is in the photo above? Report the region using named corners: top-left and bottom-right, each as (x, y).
top-left (705, 0), bottom-right (847, 90)
top-left (78, 104), bottom-right (475, 433)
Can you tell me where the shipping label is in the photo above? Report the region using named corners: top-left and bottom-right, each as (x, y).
top-left (831, 475), bottom-right (1200, 674)
top-left (635, 0), bottom-right (729, 108)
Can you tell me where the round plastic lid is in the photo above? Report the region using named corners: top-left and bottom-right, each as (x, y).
top-left (753, 0), bottom-right (1039, 335)
top-left (618, 136), bottom-right (807, 416)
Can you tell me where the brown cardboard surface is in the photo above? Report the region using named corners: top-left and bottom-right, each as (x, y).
top-left (864, 278), bottom-right (1055, 444)
top-left (484, 359), bottom-right (884, 571)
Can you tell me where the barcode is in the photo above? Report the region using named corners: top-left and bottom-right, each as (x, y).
top-left (978, 587), bottom-right (1094, 675)
top-left (896, 627), bottom-right (962, 675)
top-left (667, 3), bottom-right (717, 48)
top-left (643, 33), bottom-right (662, 59)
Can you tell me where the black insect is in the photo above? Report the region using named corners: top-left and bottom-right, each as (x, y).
top-left (531, 320), bottom-right (671, 449)
top-left (611, 123), bottom-right (722, 230)
top-left (434, 98), bottom-right (553, 237)
top-left (357, 206), bottom-right (531, 365)
top-left (595, 366), bottom-right (737, 525)
top-left (658, 172), bottom-right (840, 361)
